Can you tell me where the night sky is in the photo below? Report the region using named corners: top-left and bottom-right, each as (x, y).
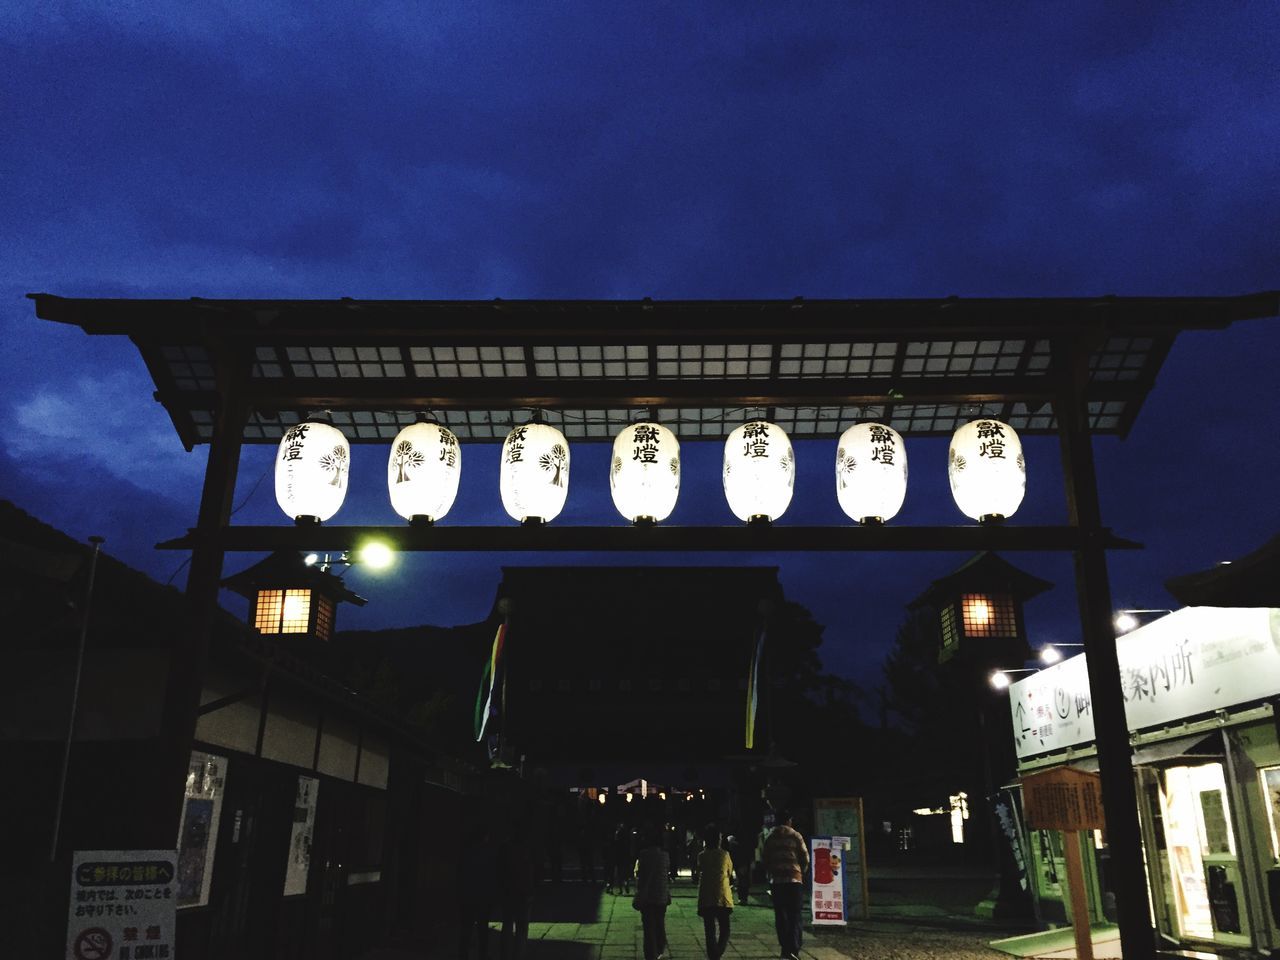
top-left (2, 4), bottom-right (1277, 685)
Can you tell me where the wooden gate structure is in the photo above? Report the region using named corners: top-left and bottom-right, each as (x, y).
top-left (30, 291), bottom-right (1280, 958)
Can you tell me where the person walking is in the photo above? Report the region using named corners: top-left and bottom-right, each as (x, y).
top-left (696, 824), bottom-right (734, 960)
top-left (763, 810), bottom-right (809, 960)
top-left (633, 826), bottom-right (672, 960)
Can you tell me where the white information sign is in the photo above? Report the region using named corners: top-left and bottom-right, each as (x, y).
top-left (1010, 607), bottom-right (1280, 759)
top-left (809, 836), bottom-right (850, 926)
top-left (67, 849), bottom-right (177, 960)
top-left (283, 775), bottom-right (319, 896)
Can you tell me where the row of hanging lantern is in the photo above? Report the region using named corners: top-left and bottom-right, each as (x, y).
top-left (275, 414), bottom-right (1026, 526)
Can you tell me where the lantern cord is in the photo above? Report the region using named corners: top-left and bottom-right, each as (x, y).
top-left (164, 462), bottom-right (271, 587)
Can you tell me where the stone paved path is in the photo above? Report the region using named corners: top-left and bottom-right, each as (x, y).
top-left (365, 878), bottom-right (1024, 959)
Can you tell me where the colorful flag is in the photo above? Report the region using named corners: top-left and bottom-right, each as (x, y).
top-left (474, 620), bottom-right (507, 742)
top-left (745, 625), bottom-right (765, 749)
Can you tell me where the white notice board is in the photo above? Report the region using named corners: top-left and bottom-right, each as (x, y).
top-left (67, 849), bottom-right (177, 960)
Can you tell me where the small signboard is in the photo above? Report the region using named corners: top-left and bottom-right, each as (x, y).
top-left (67, 850), bottom-right (177, 960)
top-left (812, 797), bottom-right (868, 919)
top-left (810, 836), bottom-right (849, 926)
top-left (1021, 767), bottom-right (1105, 832)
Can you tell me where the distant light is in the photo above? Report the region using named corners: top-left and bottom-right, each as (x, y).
top-left (1114, 612), bottom-right (1139, 633)
top-left (989, 671), bottom-right (1011, 690)
top-left (358, 542), bottom-right (394, 570)
top-left (1040, 646), bottom-right (1063, 665)
top-left (304, 553), bottom-right (320, 566)
top-left (1218, 560), bottom-right (1232, 566)
top-left (597, 792), bottom-right (607, 805)
top-left (658, 792), bottom-right (667, 800)
top-left (625, 793), bottom-right (633, 803)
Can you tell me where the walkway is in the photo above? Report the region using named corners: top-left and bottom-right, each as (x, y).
top-left (366, 872), bottom-right (1025, 959)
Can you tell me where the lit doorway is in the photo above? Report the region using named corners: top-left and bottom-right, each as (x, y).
top-left (1155, 762), bottom-right (1250, 946)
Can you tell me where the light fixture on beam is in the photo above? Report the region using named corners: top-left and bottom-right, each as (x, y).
top-left (948, 418), bottom-right (1025, 523)
top-left (387, 416), bottom-right (461, 525)
top-left (1040, 642), bottom-right (1084, 664)
top-left (723, 420), bottom-right (795, 523)
top-left (989, 667), bottom-right (1038, 690)
top-left (835, 423), bottom-right (907, 524)
top-left (610, 421), bottom-right (680, 524)
top-left (500, 419), bottom-right (571, 524)
top-left (274, 414), bottom-right (350, 524)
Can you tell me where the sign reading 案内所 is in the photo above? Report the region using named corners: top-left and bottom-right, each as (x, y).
top-left (1009, 607), bottom-right (1280, 759)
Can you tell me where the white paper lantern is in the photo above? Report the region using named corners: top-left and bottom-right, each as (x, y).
top-left (948, 418), bottom-right (1026, 521)
top-left (500, 422), bottom-right (571, 523)
top-left (610, 422), bottom-right (680, 523)
top-left (835, 423), bottom-right (908, 523)
top-left (275, 418), bottom-right (350, 523)
top-left (387, 420), bottom-right (461, 522)
top-left (722, 420), bottom-right (795, 522)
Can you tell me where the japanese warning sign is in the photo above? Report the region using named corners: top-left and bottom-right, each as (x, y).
top-left (68, 850), bottom-right (177, 960)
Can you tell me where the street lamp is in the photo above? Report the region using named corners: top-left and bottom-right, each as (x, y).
top-left (1040, 643), bottom-right (1084, 665)
top-left (989, 667), bottom-right (1038, 691)
top-left (723, 420), bottom-right (795, 523)
top-left (610, 421), bottom-right (681, 523)
top-left (223, 550), bottom-right (368, 643)
top-left (835, 423), bottom-right (908, 524)
top-left (500, 420), bottom-right (571, 524)
top-left (948, 419), bottom-right (1026, 523)
top-left (1113, 608), bottom-right (1173, 633)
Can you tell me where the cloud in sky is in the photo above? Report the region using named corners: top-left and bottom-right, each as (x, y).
top-left (0, 2), bottom-right (1276, 684)
top-left (9, 370), bottom-right (207, 497)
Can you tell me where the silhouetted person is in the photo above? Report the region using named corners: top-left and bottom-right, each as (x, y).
top-left (609, 822), bottom-right (635, 895)
top-left (458, 824), bottom-right (494, 959)
top-left (763, 810), bottom-right (809, 960)
top-left (727, 826), bottom-right (753, 905)
top-left (498, 819), bottom-right (535, 960)
top-left (634, 827), bottom-right (671, 960)
top-left (696, 824), bottom-right (734, 960)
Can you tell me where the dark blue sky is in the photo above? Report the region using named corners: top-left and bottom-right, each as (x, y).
top-left (2, 3), bottom-right (1277, 683)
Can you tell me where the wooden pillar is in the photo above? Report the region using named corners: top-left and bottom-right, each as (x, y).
top-left (152, 342), bottom-right (250, 844)
top-left (1053, 338), bottom-right (1154, 960)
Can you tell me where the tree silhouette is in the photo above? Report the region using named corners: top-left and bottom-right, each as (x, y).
top-left (539, 443), bottom-right (567, 487)
top-left (319, 446), bottom-right (348, 487)
top-left (392, 440), bottom-right (425, 483)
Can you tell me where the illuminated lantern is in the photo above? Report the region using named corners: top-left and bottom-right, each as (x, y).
top-left (500, 422), bottom-right (570, 523)
top-left (948, 419), bottom-right (1025, 522)
top-left (274, 416), bottom-right (350, 523)
top-left (722, 420), bottom-right (794, 522)
top-left (610, 422), bottom-right (680, 523)
top-left (387, 418), bottom-right (461, 523)
top-left (835, 423), bottom-right (908, 523)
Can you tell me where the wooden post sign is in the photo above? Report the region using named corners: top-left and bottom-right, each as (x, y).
top-left (1021, 767), bottom-right (1105, 960)
top-left (1021, 766), bottom-right (1105, 832)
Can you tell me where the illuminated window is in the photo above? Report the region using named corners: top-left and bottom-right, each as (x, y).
top-left (1258, 766), bottom-right (1280, 859)
top-left (253, 588), bottom-right (313, 634)
top-left (960, 593), bottom-right (1017, 638)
